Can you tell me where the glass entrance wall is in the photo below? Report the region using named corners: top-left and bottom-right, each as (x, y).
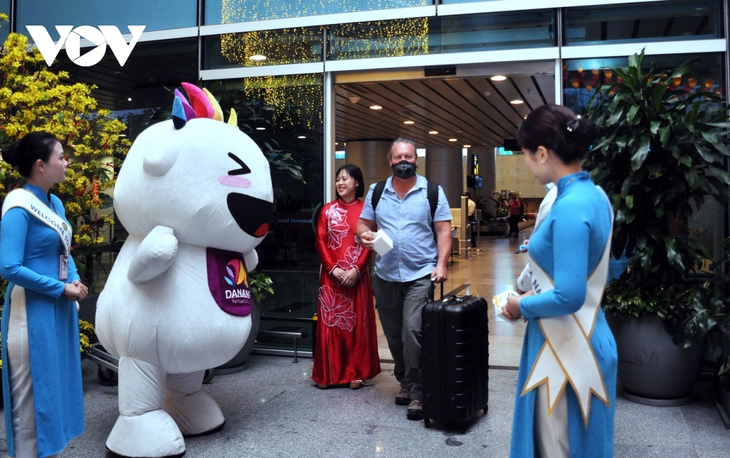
top-left (564, 0), bottom-right (722, 46)
top-left (204, 75), bottom-right (324, 355)
top-left (15, 0), bottom-right (198, 32)
top-left (203, 26), bottom-right (324, 69)
top-left (205, 0), bottom-right (430, 25)
top-left (563, 51), bottom-right (726, 264)
top-left (327, 10), bottom-right (555, 61)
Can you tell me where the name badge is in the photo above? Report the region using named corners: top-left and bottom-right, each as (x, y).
top-left (59, 254), bottom-right (69, 281)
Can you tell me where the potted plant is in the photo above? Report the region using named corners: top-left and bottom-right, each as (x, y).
top-left (584, 50), bottom-right (730, 404)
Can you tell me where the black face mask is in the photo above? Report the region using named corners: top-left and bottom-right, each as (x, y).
top-left (392, 160), bottom-right (417, 179)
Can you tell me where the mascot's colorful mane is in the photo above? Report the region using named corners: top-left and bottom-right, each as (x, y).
top-left (172, 82), bottom-right (238, 129)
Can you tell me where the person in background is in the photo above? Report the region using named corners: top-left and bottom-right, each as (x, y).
top-left (0, 131), bottom-right (88, 458)
top-left (357, 138), bottom-right (452, 421)
top-left (502, 105), bottom-right (617, 457)
top-left (312, 164), bottom-right (381, 390)
top-left (505, 192), bottom-right (522, 239)
top-left (466, 193), bottom-right (477, 247)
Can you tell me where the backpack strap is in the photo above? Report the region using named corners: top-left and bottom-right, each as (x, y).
top-left (371, 180), bottom-right (387, 211)
top-left (427, 181), bottom-right (438, 221)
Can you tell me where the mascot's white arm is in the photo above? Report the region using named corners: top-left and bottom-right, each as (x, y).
top-left (127, 225), bottom-right (179, 283)
top-left (244, 249), bottom-right (258, 273)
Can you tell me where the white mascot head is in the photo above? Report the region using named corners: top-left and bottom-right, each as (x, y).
top-left (95, 83), bottom-right (273, 458)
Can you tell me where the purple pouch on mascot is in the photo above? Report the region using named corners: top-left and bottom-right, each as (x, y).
top-left (206, 247), bottom-right (253, 316)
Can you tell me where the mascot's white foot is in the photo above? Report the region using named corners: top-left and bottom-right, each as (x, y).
top-left (108, 357), bottom-right (186, 457)
top-left (163, 371), bottom-right (225, 436)
top-left (106, 410), bottom-right (185, 458)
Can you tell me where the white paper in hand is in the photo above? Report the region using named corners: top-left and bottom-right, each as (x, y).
top-left (492, 289), bottom-right (519, 324)
top-left (372, 231), bottom-right (393, 256)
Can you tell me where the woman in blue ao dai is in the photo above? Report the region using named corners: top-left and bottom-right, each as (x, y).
top-left (0, 132), bottom-right (89, 457)
top-left (501, 105), bottom-right (618, 458)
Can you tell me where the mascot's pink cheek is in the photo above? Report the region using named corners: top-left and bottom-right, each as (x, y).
top-left (218, 175), bottom-right (252, 188)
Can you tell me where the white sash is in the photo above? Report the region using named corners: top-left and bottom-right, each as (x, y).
top-left (2, 189), bottom-right (72, 255)
top-left (522, 194), bottom-right (613, 426)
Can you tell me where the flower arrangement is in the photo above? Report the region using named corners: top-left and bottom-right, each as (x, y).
top-left (78, 319), bottom-right (98, 354)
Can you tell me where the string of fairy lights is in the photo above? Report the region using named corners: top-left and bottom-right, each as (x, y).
top-left (219, 0), bottom-right (428, 129)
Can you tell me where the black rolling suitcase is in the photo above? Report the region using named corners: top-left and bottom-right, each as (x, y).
top-left (420, 294), bottom-right (489, 431)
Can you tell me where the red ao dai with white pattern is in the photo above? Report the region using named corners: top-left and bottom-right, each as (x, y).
top-left (312, 198), bottom-right (381, 386)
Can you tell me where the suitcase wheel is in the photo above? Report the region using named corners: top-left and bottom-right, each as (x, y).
top-left (424, 417), bottom-right (431, 428)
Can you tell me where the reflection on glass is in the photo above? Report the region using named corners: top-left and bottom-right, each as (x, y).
top-left (328, 10), bottom-right (554, 60)
top-left (565, 0), bottom-right (721, 46)
top-left (563, 53), bottom-right (725, 115)
top-left (207, 74), bottom-right (324, 354)
top-left (206, 0), bottom-right (429, 25)
top-left (204, 27), bottom-right (324, 69)
top-left (16, 0), bottom-right (196, 33)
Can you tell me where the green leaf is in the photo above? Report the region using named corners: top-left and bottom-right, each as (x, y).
top-left (685, 167), bottom-right (698, 189)
top-left (630, 137), bottom-right (651, 170)
top-left (652, 84), bottom-right (668, 111)
top-left (707, 165), bottom-right (730, 185)
top-left (627, 105), bottom-right (640, 125)
top-left (667, 58), bottom-right (701, 80)
top-left (649, 120), bottom-right (660, 135)
top-left (607, 107), bottom-right (626, 126)
top-left (658, 126), bottom-right (671, 147)
top-left (625, 195), bottom-right (634, 209)
top-left (695, 144), bottom-right (716, 163)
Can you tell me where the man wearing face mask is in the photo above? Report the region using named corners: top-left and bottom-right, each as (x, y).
top-left (357, 138), bottom-right (452, 421)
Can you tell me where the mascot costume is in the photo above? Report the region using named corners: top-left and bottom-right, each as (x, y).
top-left (96, 83), bottom-right (273, 457)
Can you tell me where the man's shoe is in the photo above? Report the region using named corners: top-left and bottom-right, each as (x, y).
top-left (407, 400), bottom-right (423, 420)
top-left (349, 380), bottom-right (364, 390)
top-left (395, 387), bottom-right (411, 405)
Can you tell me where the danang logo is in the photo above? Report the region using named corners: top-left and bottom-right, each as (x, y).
top-left (26, 25), bottom-right (146, 67)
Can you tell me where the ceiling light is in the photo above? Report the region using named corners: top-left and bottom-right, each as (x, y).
top-left (429, 131), bottom-right (438, 135)
top-left (483, 91), bottom-right (492, 96)
top-left (348, 96), bottom-right (360, 104)
top-left (256, 127), bottom-right (265, 131)
top-left (404, 120), bottom-right (415, 125)
top-left (297, 135), bottom-right (306, 139)
top-left (127, 97), bottom-right (132, 101)
top-left (250, 54), bottom-right (267, 61)
top-left (449, 138), bottom-right (458, 142)
top-left (510, 99), bottom-right (524, 105)
top-left (370, 105), bottom-right (382, 110)
top-left (463, 144), bottom-right (472, 148)
top-left (491, 75), bottom-right (507, 81)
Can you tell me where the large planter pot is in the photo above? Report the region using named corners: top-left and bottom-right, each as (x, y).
top-left (606, 313), bottom-right (704, 406)
top-left (214, 300), bottom-right (261, 375)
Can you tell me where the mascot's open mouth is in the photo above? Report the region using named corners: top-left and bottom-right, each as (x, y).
top-left (227, 193), bottom-right (273, 238)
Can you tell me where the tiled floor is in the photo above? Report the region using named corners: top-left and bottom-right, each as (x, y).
top-left (2, 230), bottom-right (730, 457)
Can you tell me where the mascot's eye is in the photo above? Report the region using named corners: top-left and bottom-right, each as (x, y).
top-left (227, 152), bottom-right (252, 176)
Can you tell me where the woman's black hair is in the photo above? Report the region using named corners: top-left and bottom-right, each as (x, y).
top-left (335, 163), bottom-right (365, 199)
top-left (516, 104), bottom-right (598, 164)
top-left (2, 131), bottom-right (60, 178)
